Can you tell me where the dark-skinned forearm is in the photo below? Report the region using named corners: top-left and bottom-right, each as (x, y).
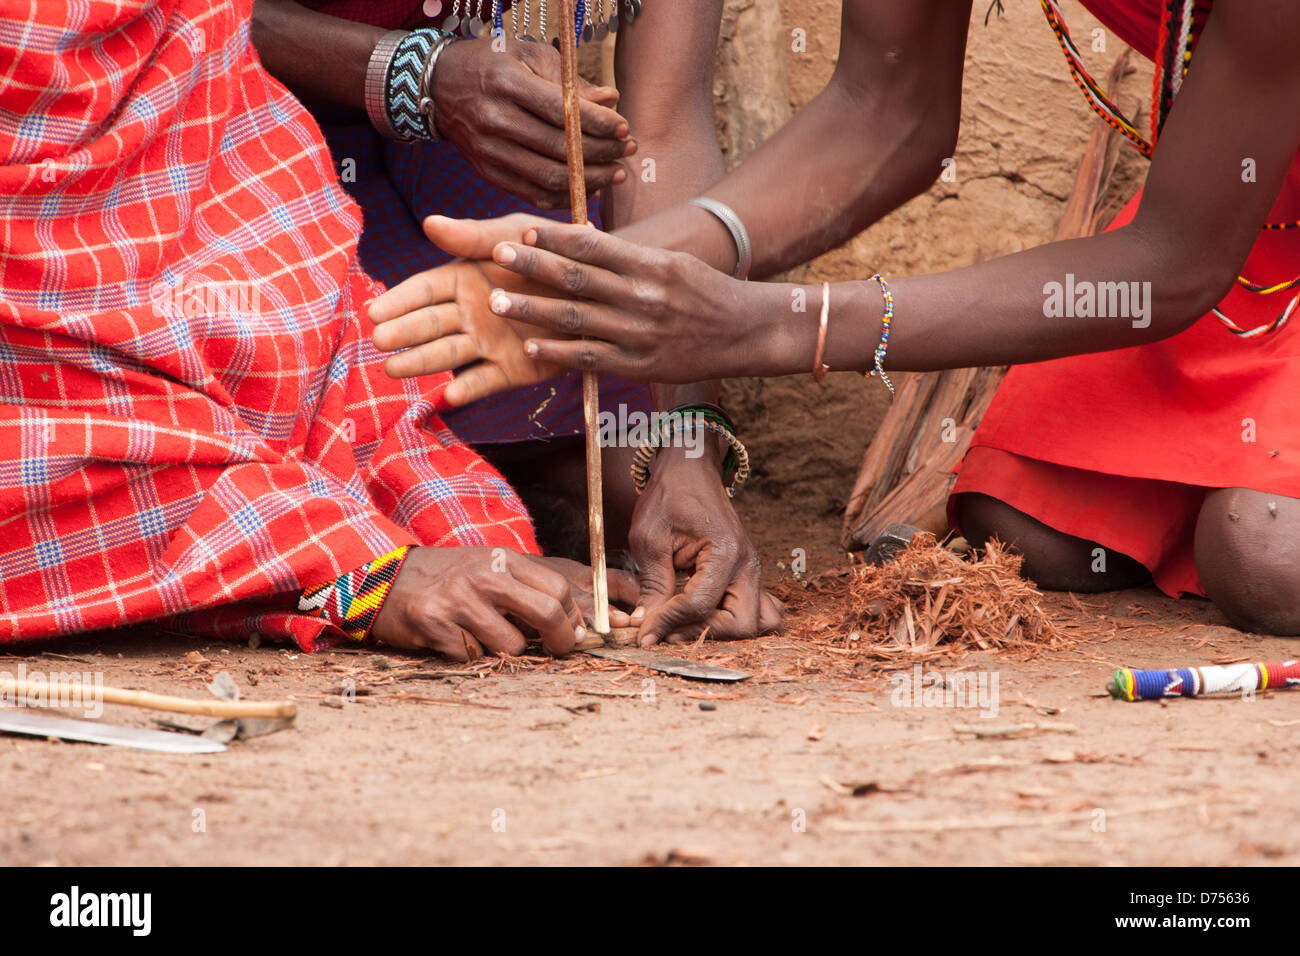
top-left (752, 225), bottom-right (1234, 379)
top-left (612, 0), bottom-right (968, 278)
top-left (251, 0), bottom-right (383, 113)
top-left (620, 84), bottom-right (954, 279)
top-left (606, 0), bottom-right (726, 415)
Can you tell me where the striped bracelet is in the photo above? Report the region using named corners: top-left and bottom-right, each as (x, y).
top-left (364, 29), bottom-right (456, 142)
top-left (299, 545), bottom-right (412, 641)
top-left (630, 416), bottom-right (750, 499)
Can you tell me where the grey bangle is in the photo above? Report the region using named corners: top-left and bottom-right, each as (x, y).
top-left (417, 36), bottom-right (459, 142)
top-left (687, 197), bottom-right (752, 280)
top-left (364, 30), bottom-right (405, 141)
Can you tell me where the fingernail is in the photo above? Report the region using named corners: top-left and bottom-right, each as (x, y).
top-left (630, 605), bottom-right (645, 623)
top-left (613, 169), bottom-right (627, 184)
top-left (494, 244), bottom-right (517, 264)
top-left (614, 122), bottom-right (629, 137)
top-left (490, 292), bottom-right (510, 314)
top-left (524, 341), bottom-right (538, 357)
top-left (575, 624), bottom-right (587, 641)
top-left (623, 139), bottom-right (637, 156)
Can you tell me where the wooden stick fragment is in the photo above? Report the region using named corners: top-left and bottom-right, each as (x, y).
top-left (0, 677), bottom-right (297, 720)
top-left (558, 0), bottom-right (610, 635)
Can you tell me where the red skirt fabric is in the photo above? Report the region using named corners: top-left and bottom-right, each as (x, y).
top-left (952, 0), bottom-right (1300, 597)
top-left (952, 177), bottom-right (1300, 597)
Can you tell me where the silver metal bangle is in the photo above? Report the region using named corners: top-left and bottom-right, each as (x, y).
top-left (417, 36), bottom-right (459, 143)
top-left (687, 197), bottom-right (752, 280)
top-left (364, 30), bottom-right (405, 140)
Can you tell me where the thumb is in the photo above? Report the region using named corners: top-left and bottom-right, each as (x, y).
top-left (630, 541), bottom-right (675, 646)
top-left (578, 79), bottom-right (620, 107)
top-left (423, 214), bottom-right (545, 261)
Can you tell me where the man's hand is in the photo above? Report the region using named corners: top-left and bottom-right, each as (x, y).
top-left (629, 449), bottom-right (783, 646)
top-left (369, 215), bottom-right (573, 404)
top-left (370, 546), bottom-right (637, 660)
top-left (432, 38), bottom-right (634, 207)
top-left (485, 224), bottom-right (778, 383)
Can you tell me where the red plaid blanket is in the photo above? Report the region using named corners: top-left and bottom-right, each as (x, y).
top-left (0, 0), bottom-right (537, 650)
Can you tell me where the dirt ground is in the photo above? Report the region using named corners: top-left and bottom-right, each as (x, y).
top-left (2, 3), bottom-right (1296, 867)
top-left (1, 584), bottom-right (1296, 867)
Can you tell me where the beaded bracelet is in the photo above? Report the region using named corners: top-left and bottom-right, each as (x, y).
top-left (364, 28), bottom-right (456, 142)
top-left (665, 401), bottom-right (739, 475)
top-left (866, 272), bottom-right (896, 397)
top-left (299, 545), bottom-right (412, 641)
top-left (630, 415), bottom-right (750, 499)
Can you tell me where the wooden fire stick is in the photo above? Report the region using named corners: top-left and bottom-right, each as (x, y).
top-left (558, 0), bottom-right (610, 635)
top-left (0, 677), bottom-right (297, 720)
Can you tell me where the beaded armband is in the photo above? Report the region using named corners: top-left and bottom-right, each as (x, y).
top-left (299, 545), bottom-right (412, 641)
top-left (365, 29), bottom-right (456, 142)
top-left (629, 407), bottom-right (750, 499)
top-left (866, 272), bottom-right (896, 398)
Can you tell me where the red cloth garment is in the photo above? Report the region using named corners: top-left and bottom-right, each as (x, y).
top-left (0, 0), bottom-right (537, 649)
top-left (952, 0), bottom-right (1300, 597)
top-left (298, 1), bottom-right (501, 31)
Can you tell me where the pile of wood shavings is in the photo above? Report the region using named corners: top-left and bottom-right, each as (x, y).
top-left (778, 534), bottom-right (1066, 657)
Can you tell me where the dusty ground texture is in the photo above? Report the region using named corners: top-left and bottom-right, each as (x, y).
top-left (4, 4), bottom-right (1296, 867)
top-left (1, 584), bottom-right (1296, 867)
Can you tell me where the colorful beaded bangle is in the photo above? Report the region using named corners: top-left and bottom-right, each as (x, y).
top-left (666, 400), bottom-right (736, 435)
top-left (299, 545), bottom-right (412, 641)
top-left (365, 29), bottom-right (456, 143)
top-left (867, 272), bottom-right (896, 397)
top-left (630, 417), bottom-right (750, 499)
top-left (665, 402), bottom-right (739, 475)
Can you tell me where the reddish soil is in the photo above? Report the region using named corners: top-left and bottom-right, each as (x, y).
top-left (1, 584), bottom-right (1296, 866)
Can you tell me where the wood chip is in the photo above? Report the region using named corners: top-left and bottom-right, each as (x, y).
top-left (953, 721), bottom-right (1077, 739)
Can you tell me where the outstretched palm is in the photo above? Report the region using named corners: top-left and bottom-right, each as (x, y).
top-left (368, 214), bottom-right (569, 406)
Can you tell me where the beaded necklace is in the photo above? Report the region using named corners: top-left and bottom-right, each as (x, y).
top-left (1037, 0), bottom-right (1298, 337)
top-left (491, 0), bottom-right (640, 43)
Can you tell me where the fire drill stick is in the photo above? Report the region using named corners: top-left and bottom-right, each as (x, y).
top-left (557, 0), bottom-right (610, 635)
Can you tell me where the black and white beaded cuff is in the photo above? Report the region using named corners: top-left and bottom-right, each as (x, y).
top-left (364, 28), bottom-right (456, 143)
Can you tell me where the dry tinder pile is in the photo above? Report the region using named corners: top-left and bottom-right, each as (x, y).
top-left (785, 534), bottom-right (1065, 655)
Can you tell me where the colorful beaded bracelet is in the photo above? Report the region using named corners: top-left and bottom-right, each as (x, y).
top-left (630, 416), bottom-right (750, 499)
top-left (867, 272), bottom-right (896, 397)
top-left (365, 28), bottom-right (456, 143)
top-left (665, 402), bottom-right (739, 475)
top-left (299, 545), bottom-right (412, 641)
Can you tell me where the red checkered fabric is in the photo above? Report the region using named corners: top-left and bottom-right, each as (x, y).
top-left (0, 0), bottom-right (538, 650)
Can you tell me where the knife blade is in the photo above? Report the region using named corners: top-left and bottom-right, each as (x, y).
top-left (0, 710), bottom-right (227, 753)
top-left (581, 647), bottom-right (750, 682)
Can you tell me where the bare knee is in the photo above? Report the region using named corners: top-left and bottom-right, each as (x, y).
top-left (954, 492), bottom-right (1149, 592)
top-left (1195, 488), bottom-right (1300, 635)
